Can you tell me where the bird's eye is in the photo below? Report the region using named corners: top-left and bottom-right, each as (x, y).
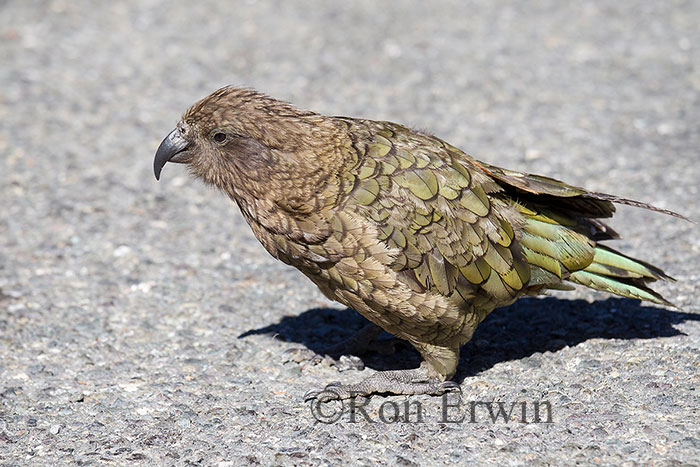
top-left (213, 132), bottom-right (227, 143)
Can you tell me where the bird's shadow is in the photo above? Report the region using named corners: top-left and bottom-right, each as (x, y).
top-left (239, 297), bottom-right (698, 383)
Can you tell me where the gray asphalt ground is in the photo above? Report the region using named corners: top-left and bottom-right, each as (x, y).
top-left (1, 1), bottom-right (699, 465)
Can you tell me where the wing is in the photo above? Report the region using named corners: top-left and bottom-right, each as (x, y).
top-left (473, 159), bottom-right (688, 221)
top-left (339, 120), bottom-right (531, 309)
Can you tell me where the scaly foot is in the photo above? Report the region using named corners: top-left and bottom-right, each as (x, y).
top-left (304, 366), bottom-right (460, 401)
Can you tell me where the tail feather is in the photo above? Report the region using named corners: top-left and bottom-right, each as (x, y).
top-left (517, 208), bottom-right (675, 307)
top-left (583, 244), bottom-right (673, 281)
top-left (483, 161), bottom-right (685, 307)
top-left (568, 270), bottom-right (675, 308)
top-left (585, 192), bottom-right (692, 222)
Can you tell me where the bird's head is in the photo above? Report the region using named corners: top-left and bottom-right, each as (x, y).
top-left (153, 86), bottom-right (343, 193)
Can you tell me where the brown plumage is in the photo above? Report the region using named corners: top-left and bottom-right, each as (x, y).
top-left (154, 86), bottom-right (685, 400)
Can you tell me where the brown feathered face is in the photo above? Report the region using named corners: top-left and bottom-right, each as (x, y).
top-left (154, 86), bottom-right (349, 210)
top-left (153, 87), bottom-right (288, 185)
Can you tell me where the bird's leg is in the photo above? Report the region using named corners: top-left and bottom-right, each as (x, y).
top-left (305, 343), bottom-right (460, 400)
top-left (282, 323), bottom-right (395, 365)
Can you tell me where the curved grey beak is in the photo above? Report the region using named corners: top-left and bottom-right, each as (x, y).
top-left (154, 128), bottom-right (190, 180)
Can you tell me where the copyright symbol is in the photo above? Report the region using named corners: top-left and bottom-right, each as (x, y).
top-left (309, 389), bottom-right (344, 424)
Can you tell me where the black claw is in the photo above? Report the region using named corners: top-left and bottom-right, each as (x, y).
top-left (440, 381), bottom-right (462, 395)
top-left (304, 386), bottom-right (342, 402)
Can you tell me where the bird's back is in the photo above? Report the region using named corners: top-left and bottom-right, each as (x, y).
top-left (332, 117), bottom-right (677, 319)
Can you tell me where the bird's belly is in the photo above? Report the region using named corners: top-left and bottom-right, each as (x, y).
top-left (303, 263), bottom-right (482, 347)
